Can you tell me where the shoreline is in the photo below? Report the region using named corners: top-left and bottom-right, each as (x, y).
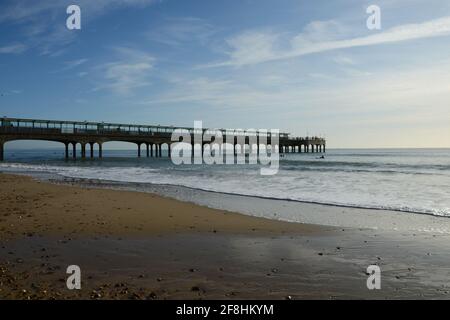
top-left (2, 172), bottom-right (450, 299)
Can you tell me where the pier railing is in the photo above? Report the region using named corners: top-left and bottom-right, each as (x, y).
top-left (0, 117), bottom-right (292, 139)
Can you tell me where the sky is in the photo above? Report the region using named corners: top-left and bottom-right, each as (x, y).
top-left (0, 0), bottom-right (449, 148)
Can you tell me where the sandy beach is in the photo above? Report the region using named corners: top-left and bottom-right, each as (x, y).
top-left (1, 173), bottom-right (450, 300)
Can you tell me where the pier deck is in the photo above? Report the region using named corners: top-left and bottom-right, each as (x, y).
top-left (0, 117), bottom-right (325, 160)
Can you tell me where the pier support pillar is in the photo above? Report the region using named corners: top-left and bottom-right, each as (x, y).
top-left (146, 143), bottom-right (149, 158)
top-left (159, 144), bottom-right (162, 157)
top-left (150, 144), bottom-right (154, 157)
top-left (81, 143), bottom-right (86, 159)
top-left (323, 145), bottom-right (326, 153)
top-left (137, 143), bottom-right (141, 157)
top-left (64, 143), bottom-right (69, 159)
top-left (168, 144), bottom-right (171, 158)
top-left (98, 143), bottom-right (103, 158)
top-left (73, 143), bottom-right (76, 159)
top-left (0, 141), bottom-right (4, 161)
top-left (256, 137), bottom-right (260, 155)
top-left (90, 142), bottom-right (94, 159)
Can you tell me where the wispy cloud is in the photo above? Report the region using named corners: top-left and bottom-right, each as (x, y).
top-left (94, 47), bottom-right (155, 95)
top-left (0, 0), bottom-right (159, 24)
top-left (0, 43), bottom-right (27, 54)
top-left (208, 16), bottom-right (450, 67)
top-left (147, 17), bottom-right (217, 47)
top-left (0, 89), bottom-right (23, 96)
top-left (144, 57), bottom-right (450, 118)
top-left (332, 55), bottom-right (355, 66)
top-left (51, 58), bottom-right (88, 73)
top-left (0, 0), bottom-right (160, 56)
top-left (65, 58), bottom-right (88, 69)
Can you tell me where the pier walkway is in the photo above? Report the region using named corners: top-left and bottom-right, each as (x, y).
top-left (0, 117), bottom-right (325, 160)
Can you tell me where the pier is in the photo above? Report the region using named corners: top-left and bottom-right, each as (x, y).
top-left (0, 117), bottom-right (326, 161)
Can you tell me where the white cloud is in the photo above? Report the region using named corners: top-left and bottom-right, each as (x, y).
top-left (144, 58), bottom-right (450, 124)
top-left (95, 47), bottom-right (155, 95)
top-left (0, 43), bottom-right (27, 54)
top-left (332, 55), bottom-right (355, 65)
top-left (0, 0), bottom-right (160, 55)
top-left (65, 58), bottom-right (88, 69)
top-left (221, 31), bottom-right (281, 66)
top-left (0, 0), bottom-right (159, 24)
top-left (147, 17), bottom-right (217, 47)
top-left (209, 16), bottom-right (450, 67)
top-left (51, 58), bottom-right (88, 73)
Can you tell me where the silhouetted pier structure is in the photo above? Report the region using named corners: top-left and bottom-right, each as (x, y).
top-left (0, 117), bottom-right (325, 161)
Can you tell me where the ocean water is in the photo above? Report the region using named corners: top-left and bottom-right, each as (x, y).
top-left (0, 148), bottom-right (449, 218)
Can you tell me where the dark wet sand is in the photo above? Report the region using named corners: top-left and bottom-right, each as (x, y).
top-left (1, 173), bottom-right (450, 299)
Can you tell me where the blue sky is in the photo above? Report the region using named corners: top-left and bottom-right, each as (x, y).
top-left (1, 0), bottom-right (450, 148)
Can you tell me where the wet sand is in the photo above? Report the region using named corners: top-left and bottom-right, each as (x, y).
top-left (1, 173), bottom-right (450, 299)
